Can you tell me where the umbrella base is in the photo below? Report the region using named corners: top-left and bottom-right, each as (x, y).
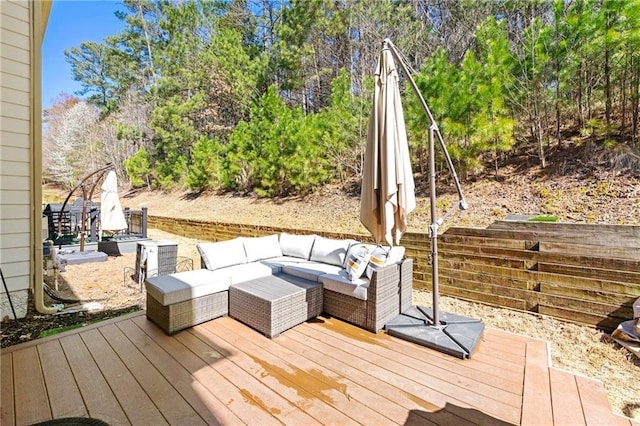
top-left (385, 305), bottom-right (484, 359)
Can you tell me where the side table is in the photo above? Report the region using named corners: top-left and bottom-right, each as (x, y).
top-left (135, 240), bottom-right (178, 284)
top-left (229, 274), bottom-right (322, 338)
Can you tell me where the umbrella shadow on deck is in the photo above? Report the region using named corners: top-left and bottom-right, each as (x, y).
top-left (404, 404), bottom-right (513, 426)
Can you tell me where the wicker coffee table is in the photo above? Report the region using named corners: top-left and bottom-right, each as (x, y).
top-left (229, 274), bottom-right (323, 338)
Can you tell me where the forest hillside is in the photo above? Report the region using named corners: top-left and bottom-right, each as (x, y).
top-left (43, 0), bottom-right (640, 211)
top-left (50, 140), bottom-right (634, 235)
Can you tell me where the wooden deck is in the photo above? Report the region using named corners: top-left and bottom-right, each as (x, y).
top-left (1, 312), bottom-right (636, 426)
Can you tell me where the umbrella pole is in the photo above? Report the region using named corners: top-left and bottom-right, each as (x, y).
top-left (428, 125), bottom-right (441, 328)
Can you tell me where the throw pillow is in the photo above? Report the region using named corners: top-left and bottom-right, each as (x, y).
top-left (366, 245), bottom-right (389, 279)
top-left (346, 244), bottom-right (372, 281)
top-left (365, 245), bottom-right (406, 279)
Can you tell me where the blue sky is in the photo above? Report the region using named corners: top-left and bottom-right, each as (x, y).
top-left (42, 1), bottom-right (124, 109)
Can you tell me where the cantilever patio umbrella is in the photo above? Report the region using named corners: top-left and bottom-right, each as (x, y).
top-left (363, 39), bottom-right (484, 359)
top-left (360, 44), bottom-right (416, 246)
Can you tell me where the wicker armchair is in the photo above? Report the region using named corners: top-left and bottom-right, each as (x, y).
top-left (323, 258), bottom-right (413, 332)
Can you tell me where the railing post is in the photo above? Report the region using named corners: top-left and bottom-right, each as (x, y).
top-left (89, 207), bottom-right (98, 242)
top-left (124, 207), bottom-right (131, 235)
top-left (142, 207), bottom-right (148, 238)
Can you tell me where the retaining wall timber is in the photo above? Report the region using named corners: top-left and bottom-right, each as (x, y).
top-left (149, 215), bottom-right (640, 331)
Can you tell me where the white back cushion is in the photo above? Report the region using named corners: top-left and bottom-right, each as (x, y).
top-left (279, 233), bottom-right (316, 259)
top-left (310, 236), bottom-right (351, 267)
top-left (197, 238), bottom-right (247, 270)
top-left (387, 246), bottom-right (406, 264)
top-left (243, 234), bottom-right (283, 262)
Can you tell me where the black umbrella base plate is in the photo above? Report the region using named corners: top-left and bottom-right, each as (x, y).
top-left (385, 306), bottom-right (484, 359)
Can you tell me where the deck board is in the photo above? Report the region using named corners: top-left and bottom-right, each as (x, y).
top-left (37, 340), bottom-right (88, 419)
top-left (1, 353), bottom-right (15, 426)
top-left (575, 375), bottom-right (629, 426)
top-left (521, 339), bottom-right (553, 425)
top-left (312, 318), bottom-right (524, 403)
top-left (175, 328), bottom-right (301, 425)
top-left (314, 317), bottom-right (523, 394)
top-left (59, 333), bottom-right (131, 425)
top-left (80, 328), bottom-right (169, 425)
top-left (99, 323), bottom-right (207, 425)
top-left (300, 317), bottom-right (522, 424)
top-left (196, 321), bottom-right (359, 425)
top-left (115, 319), bottom-right (228, 426)
top-left (12, 346), bottom-right (51, 425)
top-left (1, 311), bottom-right (631, 426)
top-left (134, 315), bottom-right (279, 425)
top-left (549, 368), bottom-right (585, 425)
top-left (297, 321), bottom-right (519, 424)
top-left (208, 317), bottom-right (400, 424)
top-left (280, 327), bottom-right (445, 414)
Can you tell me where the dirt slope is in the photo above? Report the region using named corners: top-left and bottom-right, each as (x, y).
top-left (120, 163), bottom-right (639, 234)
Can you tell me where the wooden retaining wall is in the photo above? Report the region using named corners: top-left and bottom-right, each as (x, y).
top-left (149, 216), bottom-right (640, 331)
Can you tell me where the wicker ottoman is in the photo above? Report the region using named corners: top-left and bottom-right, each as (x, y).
top-left (229, 274), bottom-right (323, 338)
top-left (145, 269), bottom-right (230, 335)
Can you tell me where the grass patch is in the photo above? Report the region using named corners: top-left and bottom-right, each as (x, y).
top-left (39, 323), bottom-right (85, 338)
top-left (37, 307), bottom-right (143, 340)
top-left (527, 215), bottom-right (559, 222)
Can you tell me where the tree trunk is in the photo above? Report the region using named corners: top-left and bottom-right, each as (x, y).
top-left (533, 92), bottom-right (546, 168)
top-left (536, 116), bottom-right (546, 169)
top-left (632, 55), bottom-right (639, 145)
top-left (621, 60), bottom-right (627, 139)
top-left (554, 13), bottom-right (561, 146)
top-left (136, 2), bottom-right (157, 85)
top-left (577, 60), bottom-right (584, 127)
top-left (587, 67), bottom-right (592, 122)
top-left (555, 60), bottom-right (561, 146)
top-left (605, 47), bottom-right (611, 137)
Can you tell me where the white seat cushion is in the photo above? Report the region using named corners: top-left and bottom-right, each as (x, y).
top-left (243, 234), bottom-right (282, 262)
top-left (309, 236), bottom-right (352, 267)
top-left (320, 270), bottom-right (370, 301)
top-left (145, 269), bottom-right (231, 306)
top-left (224, 262), bottom-right (280, 285)
top-left (259, 256), bottom-right (309, 268)
top-left (279, 233), bottom-right (316, 259)
top-left (198, 238), bottom-right (247, 270)
top-left (282, 262), bottom-right (343, 282)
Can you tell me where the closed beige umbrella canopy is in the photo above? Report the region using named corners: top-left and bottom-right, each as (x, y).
top-left (360, 46), bottom-right (416, 246)
top-left (100, 170), bottom-right (128, 233)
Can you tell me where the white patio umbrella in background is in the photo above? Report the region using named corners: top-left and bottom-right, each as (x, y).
top-left (360, 45), bottom-right (416, 246)
top-left (365, 39), bottom-right (484, 359)
top-left (100, 170), bottom-right (128, 235)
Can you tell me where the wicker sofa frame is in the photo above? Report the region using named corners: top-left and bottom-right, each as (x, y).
top-left (146, 290), bottom-right (228, 335)
top-left (147, 236), bottom-right (413, 336)
top-left (323, 258), bottom-right (413, 332)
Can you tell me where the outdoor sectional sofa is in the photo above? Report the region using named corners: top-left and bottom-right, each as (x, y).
top-left (144, 233), bottom-right (413, 337)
